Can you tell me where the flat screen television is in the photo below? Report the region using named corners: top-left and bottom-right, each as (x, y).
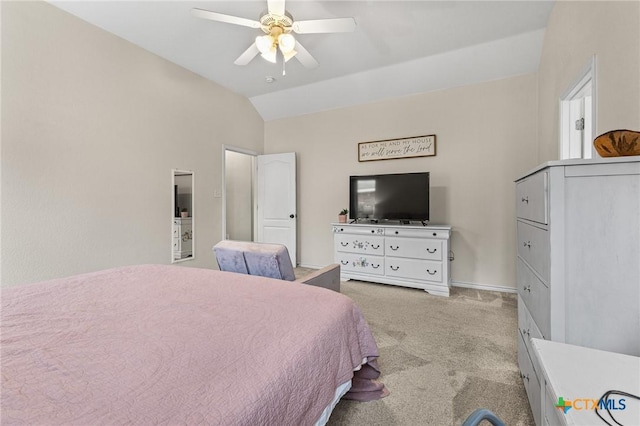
top-left (349, 172), bottom-right (430, 223)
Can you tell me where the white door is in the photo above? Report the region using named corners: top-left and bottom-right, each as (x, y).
top-left (256, 153), bottom-right (297, 266)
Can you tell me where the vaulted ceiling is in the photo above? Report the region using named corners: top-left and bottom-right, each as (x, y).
top-left (50, 1), bottom-right (555, 120)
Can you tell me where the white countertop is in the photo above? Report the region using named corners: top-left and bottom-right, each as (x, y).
top-left (515, 156), bottom-right (640, 181)
top-left (331, 222), bottom-right (451, 230)
top-left (531, 338), bottom-right (640, 426)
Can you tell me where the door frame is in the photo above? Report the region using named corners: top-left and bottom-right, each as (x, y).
top-left (221, 145), bottom-right (259, 242)
top-left (559, 56), bottom-right (597, 160)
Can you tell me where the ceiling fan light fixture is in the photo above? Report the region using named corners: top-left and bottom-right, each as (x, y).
top-left (278, 33), bottom-right (296, 53)
top-left (255, 35), bottom-right (274, 54)
top-left (193, 4), bottom-right (356, 70)
top-left (260, 50), bottom-right (277, 63)
top-left (282, 49), bottom-right (297, 62)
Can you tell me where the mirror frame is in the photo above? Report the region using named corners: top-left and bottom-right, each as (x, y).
top-left (171, 169), bottom-right (195, 264)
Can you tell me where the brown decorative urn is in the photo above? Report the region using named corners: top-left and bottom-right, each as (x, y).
top-left (593, 130), bottom-right (640, 157)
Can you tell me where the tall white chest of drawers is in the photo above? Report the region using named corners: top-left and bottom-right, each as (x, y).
top-left (515, 158), bottom-right (640, 425)
top-left (332, 223), bottom-right (452, 296)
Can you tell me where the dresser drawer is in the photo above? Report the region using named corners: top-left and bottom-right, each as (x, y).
top-left (175, 224), bottom-right (192, 235)
top-left (385, 227), bottom-right (449, 239)
top-left (517, 221), bottom-right (550, 283)
top-left (516, 171), bottom-right (548, 224)
top-left (334, 234), bottom-right (384, 255)
top-left (385, 257), bottom-right (442, 283)
top-left (386, 237), bottom-right (442, 261)
top-left (518, 332), bottom-right (542, 426)
top-left (333, 225), bottom-right (385, 236)
top-left (518, 296), bottom-right (544, 355)
top-left (542, 383), bottom-right (564, 426)
top-left (336, 253), bottom-right (384, 275)
top-left (517, 259), bottom-right (550, 339)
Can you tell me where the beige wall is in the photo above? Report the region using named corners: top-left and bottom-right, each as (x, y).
top-left (537, 0), bottom-right (640, 162)
top-left (4, 1), bottom-right (637, 291)
top-left (265, 74), bottom-right (539, 290)
top-left (1, 1), bottom-right (264, 286)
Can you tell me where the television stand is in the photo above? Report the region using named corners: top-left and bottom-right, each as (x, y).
top-left (331, 222), bottom-right (452, 296)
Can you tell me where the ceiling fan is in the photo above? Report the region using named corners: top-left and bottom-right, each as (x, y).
top-left (192, 0), bottom-right (356, 71)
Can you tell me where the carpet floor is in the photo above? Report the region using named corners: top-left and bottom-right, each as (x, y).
top-left (312, 277), bottom-right (535, 425)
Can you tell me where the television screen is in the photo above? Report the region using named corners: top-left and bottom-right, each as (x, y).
top-left (349, 172), bottom-right (429, 222)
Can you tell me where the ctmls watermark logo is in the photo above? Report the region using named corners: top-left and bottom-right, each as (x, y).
top-left (555, 396), bottom-right (627, 414)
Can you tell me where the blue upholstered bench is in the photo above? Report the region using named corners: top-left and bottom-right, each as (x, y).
top-left (213, 240), bottom-right (340, 292)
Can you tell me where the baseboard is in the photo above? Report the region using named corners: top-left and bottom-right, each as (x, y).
top-left (299, 266), bottom-right (518, 294)
top-left (297, 263), bottom-right (324, 270)
top-left (298, 263), bottom-right (518, 293)
top-left (451, 280), bottom-right (517, 294)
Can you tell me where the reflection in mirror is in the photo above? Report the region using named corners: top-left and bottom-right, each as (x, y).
top-left (224, 149), bottom-right (255, 241)
top-left (172, 169), bottom-right (194, 263)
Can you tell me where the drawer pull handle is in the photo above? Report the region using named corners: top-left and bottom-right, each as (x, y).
top-left (523, 241), bottom-right (531, 248)
top-left (395, 231), bottom-right (399, 235)
top-left (390, 245), bottom-right (399, 251)
top-left (340, 242), bottom-right (349, 247)
top-left (371, 244), bottom-right (380, 249)
top-left (426, 248), bottom-right (437, 254)
top-left (523, 285), bottom-right (531, 293)
top-left (371, 230), bottom-right (375, 234)
top-left (426, 269), bottom-right (437, 275)
top-left (372, 264), bottom-right (380, 269)
top-left (340, 260), bottom-right (349, 265)
top-left (523, 374), bottom-right (529, 382)
top-left (390, 266), bottom-right (399, 271)
top-left (522, 196), bottom-right (529, 203)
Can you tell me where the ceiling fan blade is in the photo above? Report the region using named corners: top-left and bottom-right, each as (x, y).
top-left (234, 43), bottom-right (260, 66)
top-left (267, 0), bottom-right (285, 17)
top-left (292, 17), bottom-right (356, 34)
top-left (294, 41), bottom-right (318, 68)
top-left (191, 8), bottom-right (261, 29)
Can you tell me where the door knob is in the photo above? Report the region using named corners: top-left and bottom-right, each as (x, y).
top-left (289, 214), bottom-right (295, 219)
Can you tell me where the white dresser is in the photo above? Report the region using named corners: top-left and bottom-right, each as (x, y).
top-left (515, 158), bottom-right (640, 425)
top-left (173, 218), bottom-right (193, 260)
top-left (332, 223), bottom-right (452, 296)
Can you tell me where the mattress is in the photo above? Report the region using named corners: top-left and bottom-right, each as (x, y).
top-left (1, 264), bottom-right (387, 425)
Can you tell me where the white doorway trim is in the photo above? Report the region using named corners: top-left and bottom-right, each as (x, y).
top-left (221, 145), bottom-right (259, 243)
top-left (559, 56), bottom-right (597, 159)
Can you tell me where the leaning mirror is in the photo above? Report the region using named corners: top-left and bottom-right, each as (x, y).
top-left (172, 169), bottom-right (194, 263)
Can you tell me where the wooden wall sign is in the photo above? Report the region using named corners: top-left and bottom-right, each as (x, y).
top-left (358, 135), bottom-right (436, 162)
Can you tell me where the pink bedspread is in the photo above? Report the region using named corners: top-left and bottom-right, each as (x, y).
top-left (1, 265), bottom-right (387, 425)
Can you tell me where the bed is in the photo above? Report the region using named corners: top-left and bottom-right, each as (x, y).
top-left (1, 264), bottom-right (387, 425)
